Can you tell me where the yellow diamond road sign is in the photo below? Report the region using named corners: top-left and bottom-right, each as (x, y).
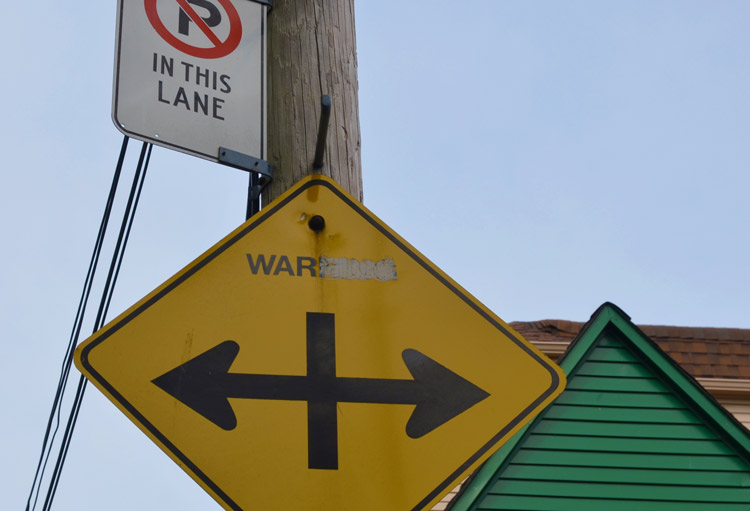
top-left (75, 175), bottom-right (565, 511)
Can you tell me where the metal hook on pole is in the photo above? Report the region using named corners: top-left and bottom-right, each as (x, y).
top-left (313, 95), bottom-right (332, 170)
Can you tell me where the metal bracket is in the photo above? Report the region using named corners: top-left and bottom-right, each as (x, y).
top-left (251, 0), bottom-right (272, 10)
top-left (218, 147), bottom-right (273, 202)
top-left (219, 147), bottom-right (273, 178)
top-left (313, 95), bottom-right (332, 170)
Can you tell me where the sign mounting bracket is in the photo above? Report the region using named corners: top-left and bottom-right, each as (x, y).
top-left (219, 147), bottom-right (273, 201)
top-left (252, 0), bottom-right (273, 10)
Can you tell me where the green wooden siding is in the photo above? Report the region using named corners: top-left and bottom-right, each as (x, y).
top-left (475, 496), bottom-right (750, 511)
top-left (451, 304), bottom-right (750, 511)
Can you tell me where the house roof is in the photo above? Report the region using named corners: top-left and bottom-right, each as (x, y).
top-left (510, 318), bottom-right (750, 379)
top-left (449, 303), bottom-right (750, 511)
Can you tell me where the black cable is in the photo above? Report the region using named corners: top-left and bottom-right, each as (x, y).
top-left (25, 136), bottom-right (129, 511)
top-left (40, 375), bottom-right (86, 511)
top-left (103, 143), bottom-right (152, 321)
top-left (42, 144), bottom-right (152, 510)
top-left (39, 141), bottom-right (153, 511)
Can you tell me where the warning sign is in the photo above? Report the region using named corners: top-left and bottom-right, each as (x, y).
top-left (112, 0), bottom-right (267, 164)
top-left (75, 176), bottom-right (565, 511)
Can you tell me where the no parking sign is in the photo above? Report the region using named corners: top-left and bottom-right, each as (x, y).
top-left (113, 0), bottom-right (268, 165)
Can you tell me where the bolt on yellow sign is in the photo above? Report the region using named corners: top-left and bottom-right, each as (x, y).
top-left (75, 175), bottom-right (565, 511)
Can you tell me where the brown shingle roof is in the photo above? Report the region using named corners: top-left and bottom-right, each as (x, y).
top-left (510, 319), bottom-right (750, 380)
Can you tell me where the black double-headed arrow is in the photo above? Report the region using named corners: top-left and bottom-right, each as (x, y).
top-left (153, 313), bottom-right (489, 469)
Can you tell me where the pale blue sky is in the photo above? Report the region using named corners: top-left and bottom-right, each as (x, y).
top-left (2, 1), bottom-right (749, 509)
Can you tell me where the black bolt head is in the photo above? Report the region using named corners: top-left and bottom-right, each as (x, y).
top-left (308, 215), bottom-right (326, 232)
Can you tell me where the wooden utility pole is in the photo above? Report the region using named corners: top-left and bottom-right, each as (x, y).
top-left (263, 0), bottom-right (363, 204)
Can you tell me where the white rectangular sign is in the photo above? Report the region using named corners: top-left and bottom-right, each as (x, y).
top-left (113, 0), bottom-right (267, 164)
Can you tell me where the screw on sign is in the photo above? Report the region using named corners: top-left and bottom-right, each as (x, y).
top-left (145, 0), bottom-right (242, 59)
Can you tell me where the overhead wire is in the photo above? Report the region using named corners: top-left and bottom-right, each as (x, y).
top-left (102, 143), bottom-right (153, 322)
top-left (25, 138), bottom-right (153, 511)
top-left (41, 141), bottom-right (152, 511)
top-left (25, 136), bottom-right (129, 511)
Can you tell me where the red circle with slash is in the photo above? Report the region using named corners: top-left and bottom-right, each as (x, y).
top-left (145, 0), bottom-right (242, 59)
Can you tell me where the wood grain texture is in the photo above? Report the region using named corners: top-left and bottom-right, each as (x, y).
top-left (264, 0), bottom-right (363, 204)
